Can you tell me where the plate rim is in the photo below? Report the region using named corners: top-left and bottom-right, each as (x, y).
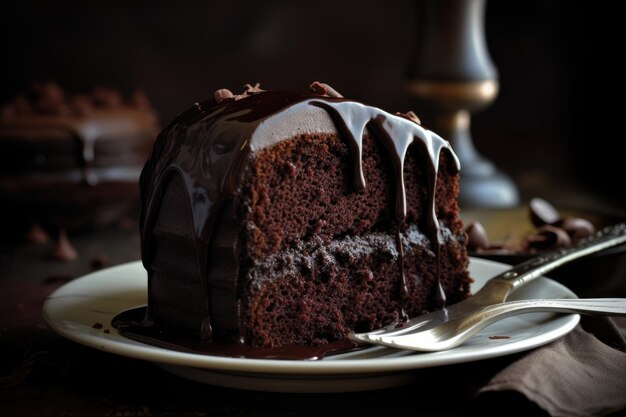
top-left (42, 258), bottom-right (580, 375)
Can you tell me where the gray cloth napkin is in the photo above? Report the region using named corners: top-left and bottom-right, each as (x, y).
top-left (478, 318), bottom-right (626, 417)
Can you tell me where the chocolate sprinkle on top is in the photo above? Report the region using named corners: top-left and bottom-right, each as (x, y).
top-left (395, 111), bottom-right (421, 125)
top-left (214, 84), bottom-right (265, 103)
top-left (243, 83), bottom-right (264, 94)
top-left (214, 89), bottom-right (234, 103)
top-left (309, 81), bottom-right (343, 98)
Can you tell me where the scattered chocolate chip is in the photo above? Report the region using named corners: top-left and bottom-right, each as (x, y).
top-left (395, 111), bottom-right (421, 125)
top-left (557, 217), bottom-right (596, 242)
top-left (489, 335), bottom-right (510, 339)
top-left (214, 89), bottom-right (234, 103)
top-left (309, 81), bottom-right (343, 98)
top-left (526, 225), bottom-right (571, 251)
top-left (469, 199), bottom-right (598, 256)
top-left (103, 329), bottom-right (111, 334)
top-left (92, 323), bottom-right (103, 329)
top-left (465, 221), bottom-right (490, 251)
top-left (90, 255), bottom-right (108, 270)
top-left (529, 198), bottom-right (560, 227)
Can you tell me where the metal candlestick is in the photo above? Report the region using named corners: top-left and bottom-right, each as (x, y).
top-left (407, 0), bottom-right (519, 208)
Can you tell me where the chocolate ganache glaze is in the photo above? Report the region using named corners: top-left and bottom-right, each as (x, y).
top-left (125, 82), bottom-right (460, 356)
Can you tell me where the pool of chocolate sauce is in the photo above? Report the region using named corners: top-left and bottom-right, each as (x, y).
top-left (112, 306), bottom-right (362, 360)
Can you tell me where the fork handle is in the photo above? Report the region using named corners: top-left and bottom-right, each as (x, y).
top-left (489, 223), bottom-right (626, 294)
top-left (477, 298), bottom-right (626, 318)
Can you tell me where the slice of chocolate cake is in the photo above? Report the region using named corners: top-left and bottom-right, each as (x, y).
top-left (138, 82), bottom-right (470, 348)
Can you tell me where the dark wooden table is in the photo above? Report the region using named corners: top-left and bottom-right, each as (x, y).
top-left (1, 208), bottom-right (625, 417)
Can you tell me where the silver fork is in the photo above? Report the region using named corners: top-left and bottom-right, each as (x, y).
top-left (349, 222), bottom-right (626, 345)
top-left (361, 298), bottom-right (626, 352)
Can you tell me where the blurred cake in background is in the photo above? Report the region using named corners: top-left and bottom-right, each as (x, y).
top-left (0, 82), bottom-right (159, 260)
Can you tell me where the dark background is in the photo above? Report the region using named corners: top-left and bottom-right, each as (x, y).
top-left (1, 4), bottom-right (626, 415)
top-left (1, 0), bottom-right (623, 211)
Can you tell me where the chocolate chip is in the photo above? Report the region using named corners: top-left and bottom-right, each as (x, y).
top-left (465, 222), bottom-right (489, 251)
top-left (243, 83), bottom-right (264, 94)
top-left (309, 81), bottom-right (343, 98)
top-left (529, 198), bottom-right (560, 227)
top-left (557, 217), bottom-right (596, 242)
top-left (92, 323), bottom-right (103, 329)
top-left (214, 89), bottom-right (234, 103)
top-left (395, 111), bottom-right (421, 125)
top-left (526, 225), bottom-right (571, 251)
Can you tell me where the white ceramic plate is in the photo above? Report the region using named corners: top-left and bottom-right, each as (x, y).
top-left (43, 258), bottom-right (580, 393)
